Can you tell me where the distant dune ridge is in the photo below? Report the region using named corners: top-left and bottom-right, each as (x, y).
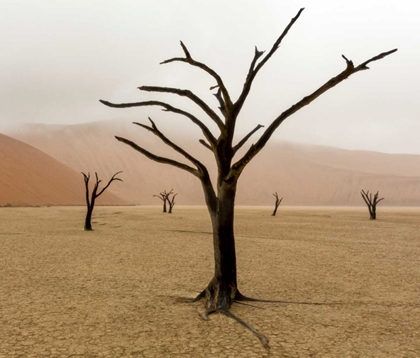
top-left (0, 133), bottom-right (126, 206)
top-left (4, 120), bottom-right (420, 206)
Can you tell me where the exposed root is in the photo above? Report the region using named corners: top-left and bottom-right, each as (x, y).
top-left (193, 289), bottom-right (207, 302)
top-left (235, 290), bottom-right (285, 303)
top-left (174, 289), bottom-right (206, 303)
top-left (199, 309), bottom-right (216, 321)
top-left (176, 287), bottom-right (335, 349)
top-left (221, 309), bottom-right (270, 350)
top-left (233, 300), bottom-right (265, 309)
top-left (199, 307), bottom-right (269, 349)
top-left (235, 290), bottom-right (330, 306)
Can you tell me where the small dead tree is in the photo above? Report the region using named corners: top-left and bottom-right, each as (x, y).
top-left (360, 189), bottom-right (384, 220)
top-left (168, 192), bottom-right (178, 213)
top-left (82, 171), bottom-right (123, 230)
top-left (153, 189), bottom-right (173, 212)
top-left (100, 7), bottom-right (396, 348)
top-left (271, 192), bottom-right (283, 216)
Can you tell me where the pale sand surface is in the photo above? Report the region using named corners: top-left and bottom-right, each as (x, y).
top-left (1, 206), bottom-right (419, 357)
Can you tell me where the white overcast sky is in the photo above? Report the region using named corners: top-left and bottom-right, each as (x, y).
top-left (0, 0), bottom-right (418, 154)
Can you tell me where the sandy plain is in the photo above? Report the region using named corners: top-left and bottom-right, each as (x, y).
top-left (0, 206), bottom-right (419, 357)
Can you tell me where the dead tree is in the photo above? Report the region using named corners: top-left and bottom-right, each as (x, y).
top-left (82, 171), bottom-right (122, 230)
top-left (271, 192), bottom-right (283, 216)
top-left (360, 190), bottom-right (384, 220)
top-left (100, 8), bottom-right (396, 348)
top-left (153, 189), bottom-right (173, 212)
top-left (168, 192), bottom-right (178, 213)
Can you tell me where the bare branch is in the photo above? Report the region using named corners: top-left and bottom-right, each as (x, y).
top-left (233, 8), bottom-right (305, 119)
top-left (160, 41), bottom-right (233, 111)
top-left (133, 118), bottom-right (207, 172)
top-left (81, 172), bottom-right (90, 184)
top-left (180, 41), bottom-right (191, 59)
top-left (360, 190), bottom-right (371, 207)
top-left (233, 124), bottom-right (264, 154)
top-left (358, 49), bottom-right (398, 70)
top-left (199, 139), bottom-right (213, 151)
top-left (96, 171), bottom-right (123, 197)
top-left (230, 48), bottom-right (398, 178)
top-left (213, 88), bottom-right (227, 118)
top-left (94, 172), bottom-right (101, 186)
top-left (81, 172), bottom-right (90, 206)
top-left (115, 136), bottom-right (200, 177)
top-left (100, 99), bottom-right (216, 148)
top-left (249, 46), bottom-right (265, 74)
top-left (341, 54), bottom-right (354, 69)
top-left (139, 86), bottom-right (225, 131)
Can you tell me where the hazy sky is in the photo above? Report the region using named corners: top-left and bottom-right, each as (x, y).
top-left (1, 0), bottom-right (419, 154)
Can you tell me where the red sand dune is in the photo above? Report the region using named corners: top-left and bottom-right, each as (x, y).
top-left (0, 133), bottom-right (126, 206)
top-left (6, 121), bottom-right (420, 206)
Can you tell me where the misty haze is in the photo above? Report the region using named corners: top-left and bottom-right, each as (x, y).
top-left (1, 1), bottom-right (419, 357)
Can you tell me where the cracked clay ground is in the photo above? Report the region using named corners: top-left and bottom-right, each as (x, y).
top-left (1, 206), bottom-right (419, 357)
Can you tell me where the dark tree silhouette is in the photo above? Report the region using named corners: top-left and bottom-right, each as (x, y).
top-left (271, 192), bottom-right (283, 217)
top-left (153, 189), bottom-right (173, 213)
top-left (100, 8), bottom-right (396, 348)
top-left (168, 192), bottom-right (178, 214)
top-left (360, 190), bottom-right (384, 220)
top-left (82, 171), bottom-right (123, 231)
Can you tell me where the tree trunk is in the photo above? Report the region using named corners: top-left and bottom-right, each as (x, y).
top-left (203, 183), bottom-right (238, 310)
top-left (84, 205), bottom-right (93, 231)
top-left (371, 206), bottom-right (376, 220)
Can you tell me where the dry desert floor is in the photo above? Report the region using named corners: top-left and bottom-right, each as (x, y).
top-left (1, 206), bottom-right (419, 357)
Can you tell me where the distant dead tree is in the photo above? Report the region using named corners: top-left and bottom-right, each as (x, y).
top-left (82, 171), bottom-right (123, 230)
top-left (100, 7), bottom-right (396, 349)
top-left (168, 192), bottom-right (178, 213)
top-left (153, 189), bottom-right (173, 213)
top-left (271, 192), bottom-right (283, 216)
top-left (360, 189), bottom-right (384, 220)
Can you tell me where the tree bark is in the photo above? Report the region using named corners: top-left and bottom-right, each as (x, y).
top-left (84, 205), bottom-right (93, 231)
top-left (205, 183), bottom-right (238, 309)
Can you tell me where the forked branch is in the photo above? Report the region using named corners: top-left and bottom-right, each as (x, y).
top-left (233, 124), bottom-right (264, 154)
top-left (139, 86), bottom-right (225, 131)
top-left (100, 99), bottom-right (216, 148)
top-left (230, 48), bottom-right (398, 179)
top-left (233, 8), bottom-right (305, 119)
top-left (96, 171), bottom-right (123, 197)
top-left (133, 118), bottom-right (206, 172)
top-left (199, 139), bottom-right (213, 151)
top-left (115, 136), bottom-right (200, 177)
top-left (160, 41), bottom-right (233, 112)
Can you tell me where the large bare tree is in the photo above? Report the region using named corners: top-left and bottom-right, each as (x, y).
top-left (153, 189), bottom-right (173, 213)
top-left (100, 8), bottom-right (396, 347)
top-left (271, 192), bottom-right (283, 217)
top-left (360, 189), bottom-right (384, 220)
top-left (82, 171), bottom-right (123, 231)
